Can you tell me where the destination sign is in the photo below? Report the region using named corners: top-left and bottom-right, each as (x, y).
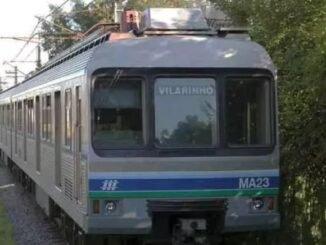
top-left (158, 86), bottom-right (215, 96)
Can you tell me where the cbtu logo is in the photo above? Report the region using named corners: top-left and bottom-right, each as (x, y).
top-left (101, 180), bottom-right (119, 191)
top-left (239, 177), bottom-right (270, 189)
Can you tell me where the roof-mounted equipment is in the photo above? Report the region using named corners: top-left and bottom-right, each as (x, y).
top-left (139, 8), bottom-right (215, 36)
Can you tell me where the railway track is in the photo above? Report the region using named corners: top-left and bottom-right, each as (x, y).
top-left (0, 164), bottom-right (65, 245)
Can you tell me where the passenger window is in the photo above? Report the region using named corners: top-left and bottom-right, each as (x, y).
top-left (93, 77), bottom-right (143, 149)
top-left (42, 95), bottom-right (52, 141)
top-left (64, 89), bottom-right (72, 150)
top-left (226, 78), bottom-right (272, 146)
top-left (27, 99), bottom-right (34, 136)
top-left (10, 103), bottom-right (14, 130)
top-left (42, 96), bottom-right (46, 139)
top-left (3, 106), bottom-right (5, 126)
top-left (17, 102), bottom-right (22, 132)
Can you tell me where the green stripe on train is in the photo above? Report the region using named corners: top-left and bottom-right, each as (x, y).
top-left (89, 188), bottom-right (279, 199)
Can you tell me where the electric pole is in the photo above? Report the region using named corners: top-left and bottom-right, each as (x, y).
top-left (5, 66), bottom-right (18, 85)
top-left (14, 66), bottom-right (18, 85)
top-left (3, 61), bottom-right (26, 85)
top-left (0, 77), bottom-right (8, 92)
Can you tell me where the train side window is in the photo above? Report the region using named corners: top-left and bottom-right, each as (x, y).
top-left (42, 96), bottom-right (48, 139)
top-left (0, 106), bottom-right (1, 126)
top-left (5, 105), bottom-right (8, 129)
top-left (17, 102), bottom-right (22, 133)
top-left (3, 105), bottom-right (5, 126)
top-left (10, 103), bottom-right (14, 130)
top-left (2, 106), bottom-right (4, 126)
top-left (6, 104), bottom-right (10, 130)
top-left (42, 96), bottom-right (46, 139)
top-left (42, 94), bottom-right (52, 141)
top-left (93, 77), bottom-right (144, 149)
top-left (13, 103), bottom-right (16, 131)
top-left (3, 106), bottom-right (5, 128)
top-left (1, 105), bottom-right (3, 132)
top-left (3, 105), bottom-right (6, 128)
top-left (27, 99), bottom-right (34, 136)
top-left (64, 89), bottom-right (72, 150)
top-left (47, 95), bottom-right (52, 141)
top-left (76, 86), bottom-right (82, 152)
top-left (14, 102), bottom-right (18, 154)
top-left (0, 106), bottom-right (2, 127)
top-left (225, 78), bottom-right (272, 146)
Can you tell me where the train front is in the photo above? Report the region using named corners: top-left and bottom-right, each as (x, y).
top-left (86, 8), bottom-right (280, 244)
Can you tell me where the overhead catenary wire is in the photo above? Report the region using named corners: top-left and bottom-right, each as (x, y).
top-left (22, 45), bottom-right (39, 62)
top-left (10, 0), bottom-right (71, 62)
top-left (9, 0), bottom-right (103, 71)
top-left (35, 16), bottom-right (80, 35)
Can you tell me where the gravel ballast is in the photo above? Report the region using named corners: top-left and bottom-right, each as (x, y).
top-left (0, 165), bottom-right (65, 245)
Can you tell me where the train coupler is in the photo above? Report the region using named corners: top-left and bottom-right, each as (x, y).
top-left (147, 199), bottom-right (227, 245)
top-left (172, 218), bottom-right (208, 245)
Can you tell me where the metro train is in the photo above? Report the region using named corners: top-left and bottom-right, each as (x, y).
top-left (0, 8), bottom-right (280, 245)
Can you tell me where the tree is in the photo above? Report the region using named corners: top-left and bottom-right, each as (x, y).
top-left (41, 0), bottom-right (193, 58)
top-left (210, 0), bottom-right (326, 244)
top-left (159, 115), bottom-right (212, 146)
top-left (41, 0), bottom-right (113, 58)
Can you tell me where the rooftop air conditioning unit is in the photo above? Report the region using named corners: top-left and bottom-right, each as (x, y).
top-left (139, 8), bottom-right (210, 32)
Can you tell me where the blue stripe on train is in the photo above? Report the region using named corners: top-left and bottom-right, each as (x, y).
top-left (89, 176), bottom-right (279, 192)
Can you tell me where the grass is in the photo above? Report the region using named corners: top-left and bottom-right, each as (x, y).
top-left (0, 202), bottom-right (14, 245)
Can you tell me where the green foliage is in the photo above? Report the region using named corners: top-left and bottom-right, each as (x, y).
top-left (160, 115), bottom-right (212, 146)
top-left (0, 203), bottom-right (14, 245)
top-left (211, 0), bottom-right (326, 244)
top-left (41, 0), bottom-right (113, 58)
top-left (41, 0), bottom-right (191, 58)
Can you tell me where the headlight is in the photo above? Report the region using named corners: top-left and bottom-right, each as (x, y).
top-left (252, 198), bottom-right (264, 210)
top-left (105, 200), bottom-right (117, 214)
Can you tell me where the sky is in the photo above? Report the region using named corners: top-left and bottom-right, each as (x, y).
top-left (0, 0), bottom-right (220, 90)
top-left (0, 0), bottom-right (71, 89)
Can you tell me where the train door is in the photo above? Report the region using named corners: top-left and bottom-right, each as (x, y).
top-left (5, 105), bottom-right (8, 147)
top-left (23, 100), bottom-right (27, 162)
top-left (35, 96), bottom-right (41, 172)
top-left (74, 86), bottom-right (82, 202)
top-left (14, 102), bottom-right (17, 156)
top-left (10, 102), bottom-right (13, 159)
top-left (54, 91), bottom-right (62, 188)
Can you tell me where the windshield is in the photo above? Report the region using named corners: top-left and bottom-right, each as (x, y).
top-left (225, 78), bottom-right (272, 146)
top-left (93, 77), bottom-right (143, 149)
top-left (154, 77), bottom-right (217, 147)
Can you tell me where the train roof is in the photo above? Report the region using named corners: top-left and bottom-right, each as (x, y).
top-left (88, 35), bottom-right (275, 73)
top-left (0, 34), bottom-right (275, 100)
top-left (0, 7), bottom-right (276, 98)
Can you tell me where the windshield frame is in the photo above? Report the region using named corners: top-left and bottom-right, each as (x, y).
top-left (91, 71), bottom-right (148, 150)
top-left (224, 75), bottom-right (274, 148)
top-left (90, 68), bottom-right (276, 157)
